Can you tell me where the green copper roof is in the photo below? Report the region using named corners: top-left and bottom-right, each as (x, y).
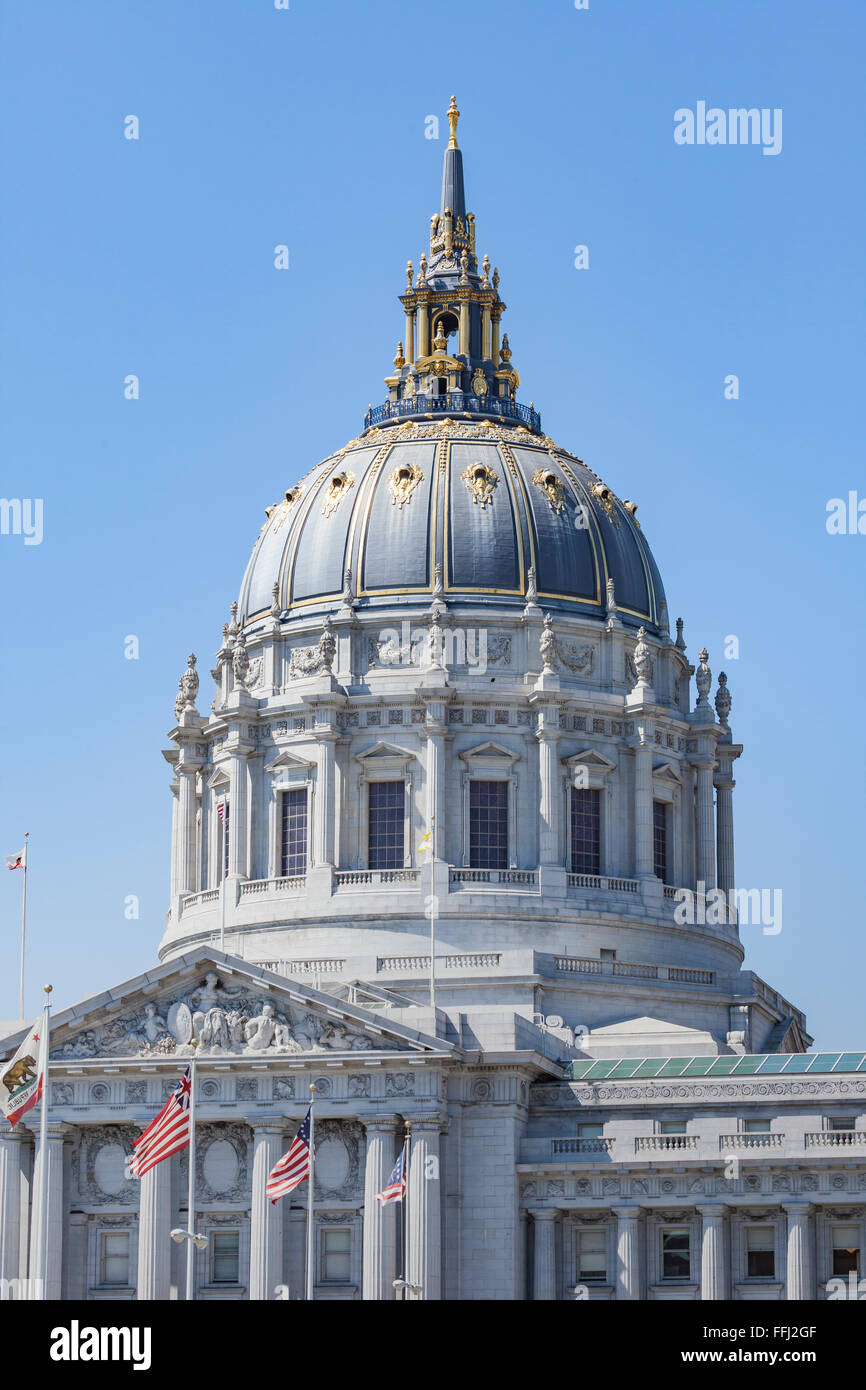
top-left (569, 1053), bottom-right (866, 1081)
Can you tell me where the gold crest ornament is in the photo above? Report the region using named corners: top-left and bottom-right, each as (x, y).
top-left (471, 369), bottom-right (489, 397)
top-left (532, 468), bottom-right (566, 515)
top-left (322, 471), bottom-right (356, 518)
top-left (591, 482), bottom-right (620, 528)
top-left (388, 461), bottom-right (424, 509)
top-left (461, 460), bottom-right (498, 508)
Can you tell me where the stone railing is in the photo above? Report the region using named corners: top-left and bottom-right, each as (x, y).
top-left (750, 974), bottom-right (807, 1032)
top-left (554, 957), bottom-right (714, 986)
top-left (719, 1133), bottom-right (783, 1150)
top-left (254, 959), bottom-right (345, 977)
top-left (450, 869), bottom-right (538, 888)
top-left (377, 952), bottom-right (501, 973)
top-left (552, 1137), bottom-right (615, 1155)
top-left (334, 869), bottom-right (420, 887)
top-left (181, 889), bottom-right (220, 909)
top-left (635, 1135), bottom-right (698, 1152)
top-left (566, 874), bottom-right (639, 894)
top-left (805, 1131), bottom-right (866, 1148)
top-left (239, 876), bottom-right (305, 897)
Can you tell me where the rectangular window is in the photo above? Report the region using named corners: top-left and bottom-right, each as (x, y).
top-left (99, 1231), bottom-right (130, 1287)
top-left (321, 1227), bottom-right (351, 1283)
top-left (211, 1230), bottom-right (240, 1284)
top-left (281, 787), bottom-right (308, 877)
top-left (469, 780), bottom-right (508, 869)
top-left (578, 1123), bottom-right (603, 1139)
top-left (660, 1121), bottom-right (687, 1135)
top-left (600, 949), bottom-right (616, 962)
top-left (743, 1118), bottom-right (771, 1134)
top-left (661, 1228), bottom-right (690, 1280)
top-left (831, 1224), bottom-right (860, 1277)
top-left (570, 787), bottom-right (600, 875)
top-left (829, 1117), bottom-right (856, 1131)
top-left (652, 800), bottom-right (668, 882)
top-left (368, 781), bottom-right (404, 869)
top-left (577, 1228), bottom-right (606, 1282)
top-left (745, 1225), bottom-right (775, 1278)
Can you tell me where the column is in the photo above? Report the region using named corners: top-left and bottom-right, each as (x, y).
top-left (0, 1127), bottom-right (24, 1294)
top-left (695, 761), bottom-right (716, 889)
top-left (176, 765), bottom-right (198, 895)
top-left (491, 314), bottom-right (500, 366)
top-left (715, 778), bottom-right (735, 895)
top-left (406, 1116), bottom-right (442, 1300)
top-left (532, 1210), bottom-right (558, 1300)
top-left (698, 1204), bottom-right (728, 1300)
top-left (136, 1153), bottom-right (172, 1300)
top-left (228, 750), bottom-right (249, 879)
top-left (458, 298), bottom-right (469, 356)
top-left (634, 732), bottom-right (654, 879)
top-left (404, 309), bottom-right (414, 364)
top-left (614, 1205), bottom-right (642, 1300)
top-left (784, 1203), bottom-right (816, 1301)
top-left (481, 305), bottom-right (491, 361)
top-left (417, 302), bottom-right (429, 358)
top-left (536, 723), bottom-right (561, 866)
top-left (362, 1117), bottom-right (399, 1299)
top-left (316, 735), bottom-right (337, 867)
top-left (249, 1122), bottom-right (285, 1300)
top-left (425, 730), bottom-right (447, 859)
top-left (30, 1122), bottom-right (66, 1300)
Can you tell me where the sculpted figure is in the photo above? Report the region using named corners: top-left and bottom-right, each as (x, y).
top-left (244, 1001), bottom-right (278, 1051)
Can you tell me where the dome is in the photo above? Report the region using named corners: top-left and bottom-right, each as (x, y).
top-left (239, 419), bottom-right (667, 635)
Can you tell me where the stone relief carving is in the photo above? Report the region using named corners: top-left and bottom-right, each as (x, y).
top-left (385, 1073), bottom-right (415, 1098)
top-left (348, 1075), bottom-right (370, 1098)
top-left (555, 639), bottom-right (594, 675)
top-left (314, 1120), bottom-right (363, 1200)
top-left (196, 1123), bottom-right (250, 1201)
top-left (73, 1125), bottom-right (141, 1206)
top-left (274, 1077), bottom-right (295, 1100)
top-left (51, 970), bottom-right (391, 1060)
top-left (52, 1082), bottom-right (74, 1105)
top-left (289, 618), bottom-right (336, 679)
top-left (125, 1081), bottom-right (146, 1103)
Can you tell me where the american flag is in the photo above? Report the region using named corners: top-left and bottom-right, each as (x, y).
top-left (267, 1107), bottom-right (313, 1204)
top-left (129, 1067), bottom-right (192, 1177)
top-left (376, 1145), bottom-right (407, 1204)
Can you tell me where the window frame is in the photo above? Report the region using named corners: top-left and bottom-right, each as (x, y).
top-left (98, 1229), bottom-right (131, 1288)
top-left (575, 1226), bottom-right (608, 1284)
top-left (209, 1228), bottom-right (241, 1286)
top-left (562, 749), bottom-right (616, 875)
top-left (744, 1224), bottom-right (776, 1280)
top-left (569, 785), bottom-right (601, 876)
top-left (459, 743), bottom-right (520, 869)
top-left (319, 1226), bottom-right (352, 1285)
top-left (660, 1226), bottom-right (692, 1282)
top-left (354, 744), bottom-right (417, 870)
top-left (279, 785), bottom-right (309, 878)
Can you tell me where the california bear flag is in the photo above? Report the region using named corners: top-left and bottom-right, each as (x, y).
top-left (1, 1021), bottom-right (45, 1126)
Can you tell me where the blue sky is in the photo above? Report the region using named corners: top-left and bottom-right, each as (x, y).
top-left (1, 0), bottom-right (863, 1045)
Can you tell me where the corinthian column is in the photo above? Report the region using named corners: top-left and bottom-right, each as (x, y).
top-left (715, 779), bottom-right (735, 895)
top-left (176, 765), bottom-right (198, 895)
top-left (362, 1117), bottom-right (399, 1299)
top-left (784, 1203), bottom-right (815, 1300)
top-left (532, 1210), bottom-right (558, 1300)
top-left (315, 735), bottom-right (337, 867)
top-left (249, 1122), bottom-right (284, 1300)
top-left (0, 1127), bottom-right (24, 1294)
top-left (406, 1116), bottom-right (442, 1300)
top-left (30, 1122), bottom-right (66, 1300)
top-left (633, 729), bottom-right (654, 879)
top-left (698, 1204), bottom-right (728, 1300)
top-left (695, 761), bottom-right (716, 890)
top-left (614, 1205), bottom-right (642, 1300)
top-left (136, 1152), bottom-right (172, 1300)
top-left (228, 750), bottom-right (249, 879)
top-left (536, 714), bottom-right (561, 867)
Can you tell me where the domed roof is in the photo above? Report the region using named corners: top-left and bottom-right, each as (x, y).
top-left (239, 418), bottom-right (666, 633)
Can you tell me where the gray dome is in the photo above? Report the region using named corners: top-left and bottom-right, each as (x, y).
top-left (239, 418), bottom-right (666, 633)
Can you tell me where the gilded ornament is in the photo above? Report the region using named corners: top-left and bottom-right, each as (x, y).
top-left (591, 482), bottom-right (620, 528)
top-left (461, 460), bottom-right (498, 508)
top-left (471, 369), bottom-right (489, 397)
top-left (322, 470), bottom-right (355, 518)
top-left (532, 467), bottom-right (566, 514)
top-left (387, 460), bottom-right (424, 509)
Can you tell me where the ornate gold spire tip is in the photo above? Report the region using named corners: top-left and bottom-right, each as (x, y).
top-left (447, 95), bottom-right (460, 150)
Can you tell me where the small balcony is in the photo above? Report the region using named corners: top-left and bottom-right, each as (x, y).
top-left (635, 1135), bottom-right (698, 1153)
top-left (719, 1133), bottom-right (783, 1150)
top-left (363, 391), bottom-right (542, 434)
top-left (551, 1137), bottom-right (614, 1156)
top-left (805, 1131), bottom-right (866, 1149)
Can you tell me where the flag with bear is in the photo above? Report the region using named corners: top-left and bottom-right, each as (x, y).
top-left (1, 1020), bottom-right (45, 1126)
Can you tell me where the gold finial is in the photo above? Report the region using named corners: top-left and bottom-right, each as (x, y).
top-left (309, 1083), bottom-right (316, 1095)
top-left (44, 984), bottom-right (53, 995)
top-left (406, 260), bottom-right (414, 288)
top-left (394, 341), bottom-right (405, 370)
top-left (447, 95), bottom-right (460, 150)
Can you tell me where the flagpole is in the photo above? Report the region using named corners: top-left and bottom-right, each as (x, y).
top-left (185, 1043), bottom-right (198, 1301)
top-left (18, 834), bottom-right (29, 1021)
top-left (428, 816), bottom-right (436, 1011)
top-left (305, 1084), bottom-right (315, 1300)
top-left (403, 1120), bottom-right (412, 1300)
top-left (36, 982), bottom-right (52, 1301)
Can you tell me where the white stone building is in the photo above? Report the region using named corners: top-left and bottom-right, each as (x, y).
top-left (1, 100), bottom-right (863, 1303)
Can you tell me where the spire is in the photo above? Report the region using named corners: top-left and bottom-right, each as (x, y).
top-left (440, 95), bottom-right (466, 221)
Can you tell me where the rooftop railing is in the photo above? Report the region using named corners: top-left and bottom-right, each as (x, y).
top-left (363, 392), bottom-right (542, 433)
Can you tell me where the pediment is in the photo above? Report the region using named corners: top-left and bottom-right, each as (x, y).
top-left (562, 748), bottom-right (617, 772)
top-left (0, 949), bottom-right (456, 1064)
top-left (458, 740), bottom-right (520, 764)
top-left (263, 748), bottom-right (316, 774)
top-left (652, 760), bottom-right (683, 784)
top-left (355, 740), bottom-right (418, 763)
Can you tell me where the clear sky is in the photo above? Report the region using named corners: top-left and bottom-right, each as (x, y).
top-left (1, 0), bottom-right (863, 1045)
